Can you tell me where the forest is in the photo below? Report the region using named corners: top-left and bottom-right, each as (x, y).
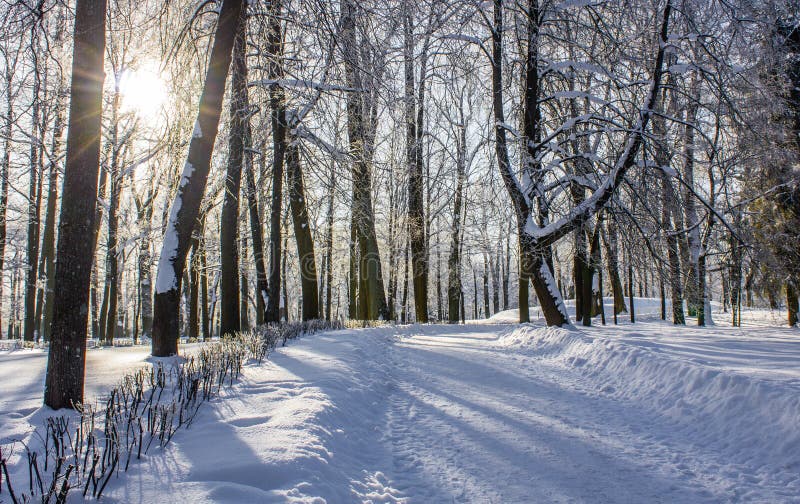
top-left (0, 0), bottom-right (795, 405)
top-left (1, 0), bottom-right (800, 501)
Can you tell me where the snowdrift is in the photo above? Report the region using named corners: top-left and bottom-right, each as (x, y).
top-left (497, 324), bottom-right (800, 483)
top-left (486, 297), bottom-right (668, 324)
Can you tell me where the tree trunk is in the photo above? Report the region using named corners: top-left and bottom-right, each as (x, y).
top-left (447, 117), bottom-right (466, 323)
top-left (697, 243), bottom-right (708, 326)
top-left (264, 0), bottom-right (287, 323)
top-left (386, 171), bottom-right (397, 321)
top-left (38, 88), bottom-right (64, 342)
top-left (473, 264), bottom-right (479, 320)
top-left (482, 252), bottom-right (490, 318)
top-left (188, 230), bottom-right (200, 339)
top-left (491, 246), bottom-right (500, 315)
top-left (200, 235), bottom-right (210, 340)
top-left (683, 74), bottom-right (702, 318)
top-left (602, 221), bottom-right (627, 315)
top-left (342, 0), bottom-right (388, 320)
top-left (102, 82), bottom-right (123, 345)
top-left (628, 259), bottom-right (635, 323)
top-left (436, 231), bottom-right (443, 320)
top-left (519, 261), bottom-right (531, 323)
top-left (90, 148), bottom-right (108, 339)
top-left (243, 127), bottom-right (267, 325)
top-left (325, 161), bottom-right (335, 321)
top-left (281, 233), bottom-right (289, 321)
top-left (503, 223), bottom-right (511, 310)
top-left (0, 56), bottom-right (15, 338)
top-left (152, 0), bottom-right (244, 356)
top-left (580, 229), bottom-right (594, 327)
top-left (583, 223), bottom-right (602, 326)
top-left (652, 67), bottom-right (686, 326)
top-left (44, 0), bottom-right (108, 409)
top-left (404, 7), bottom-right (429, 323)
top-left (401, 236), bottom-right (410, 324)
top-left (24, 26), bottom-right (42, 342)
top-left (138, 239), bottom-right (153, 339)
top-left (572, 214), bottom-right (587, 322)
top-left (287, 144), bottom-right (320, 320)
top-left (219, 7), bottom-right (248, 336)
top-left (787, 281), bottom-right (798, 327)
top-left (240, 235), bottom-right (250, 330)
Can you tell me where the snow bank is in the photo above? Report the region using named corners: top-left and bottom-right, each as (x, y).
top-left (486, 297), bottom-right (667, 324)
top-left (497, 324), bottom-right (800, 488)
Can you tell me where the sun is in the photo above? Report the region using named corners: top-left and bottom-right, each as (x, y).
top-left (118, 65), bottom-right (168, 121)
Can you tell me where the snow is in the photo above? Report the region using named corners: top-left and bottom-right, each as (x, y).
top-left (2, 305), bottom-right (799, 502)
top-left (248, 78), bottom-right (356, 93)
top-left (192, 120), bottom-right (203, 139)
top-left (539, 258), bottom-right (571, 321)
top-left (0, 343), bottom-right (205, 451)
top-left (155, 161), bottom-right (195, 294)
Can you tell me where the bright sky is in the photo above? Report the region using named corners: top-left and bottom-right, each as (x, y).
top-left (119, 65), bottom-right (168, 121)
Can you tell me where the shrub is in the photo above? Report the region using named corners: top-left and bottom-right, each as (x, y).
top-left (0, 319), bottom-right (341, 502)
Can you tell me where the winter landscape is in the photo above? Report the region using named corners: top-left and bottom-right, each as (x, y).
top-left (3, 304), bottom-right (799, 502)
top-left (1, 0), bottom-right (800, 502)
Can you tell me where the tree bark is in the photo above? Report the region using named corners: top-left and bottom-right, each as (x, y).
top-left (0, 59), bottom-right (12, 338)
top-left (324, 168), bottom-right (334, 321)
top-left (482, 252), bottom-right (490, 318)
top-left (404, 6), bottom-right (429, 323)
top-left (90, 146), bottom-right (108, 339)
top-left (342, 0), bottom-right (388, 320)
top-left (628, 258), bottom-right (636, 323)
top-left (188, 229), bottom-right (201, 339)
top-left (24, 23), bottom-right (43, 342)
top-left (44, 0), bottom-right (108, 409)
top-left (101, 81), bottom-right (123, 344)
top-left (447, 115), bottom-right (466, 323)
top-left (244, 142), bottom-right (267, 325)
top-left (287, 144), bottom-right (320, 320)
top-left (491, 246), bottom-right (500, 315)
top-left (240, 234), bottom-right (250, 330)
top-left (200, 227), bottom-right (210, 340)
top-left (662, 176), bottom-right (685, 325)
top-left (152, 0), bottom-right (244, 356)
top-left (219, 7), bottom-right (248, 336)
top-left (401, 237), bottom-right (409, 323)
top-left (348, 216), bottom-right (358, 318)
top-left (38, 87), bottom-right (65, 342)
top-left (503, 223), bottom-right (511, 310)
top-left (787, 281), bottom-right (798, 327)
top-left (264, 0), bottom-right (287, 323)
top-left (683, 73), bottom-right (702, 318)
top-left (473, 263), bottom-right (479, 319)
top-left (602, 221), bottom-right (627, 315)
top-left (386, 171), bottom-right (397, 321)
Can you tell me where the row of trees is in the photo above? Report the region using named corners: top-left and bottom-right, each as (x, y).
top-left (0, 0), bottom-right (793, 407)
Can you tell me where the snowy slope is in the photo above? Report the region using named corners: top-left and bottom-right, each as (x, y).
top-left (1, 311), bottom-right (799, 503)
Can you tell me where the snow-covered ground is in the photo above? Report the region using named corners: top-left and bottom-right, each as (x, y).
top-left (1, 301), bottom-right (799, 503)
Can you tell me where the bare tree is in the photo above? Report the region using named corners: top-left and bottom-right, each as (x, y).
top-left (152, 0), bottom-right (244, 356)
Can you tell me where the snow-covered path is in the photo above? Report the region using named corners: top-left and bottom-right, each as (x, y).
top-left (97, 319), bottom-right (799, 503)
top-left (387, 325), bottom-right (712, 503)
